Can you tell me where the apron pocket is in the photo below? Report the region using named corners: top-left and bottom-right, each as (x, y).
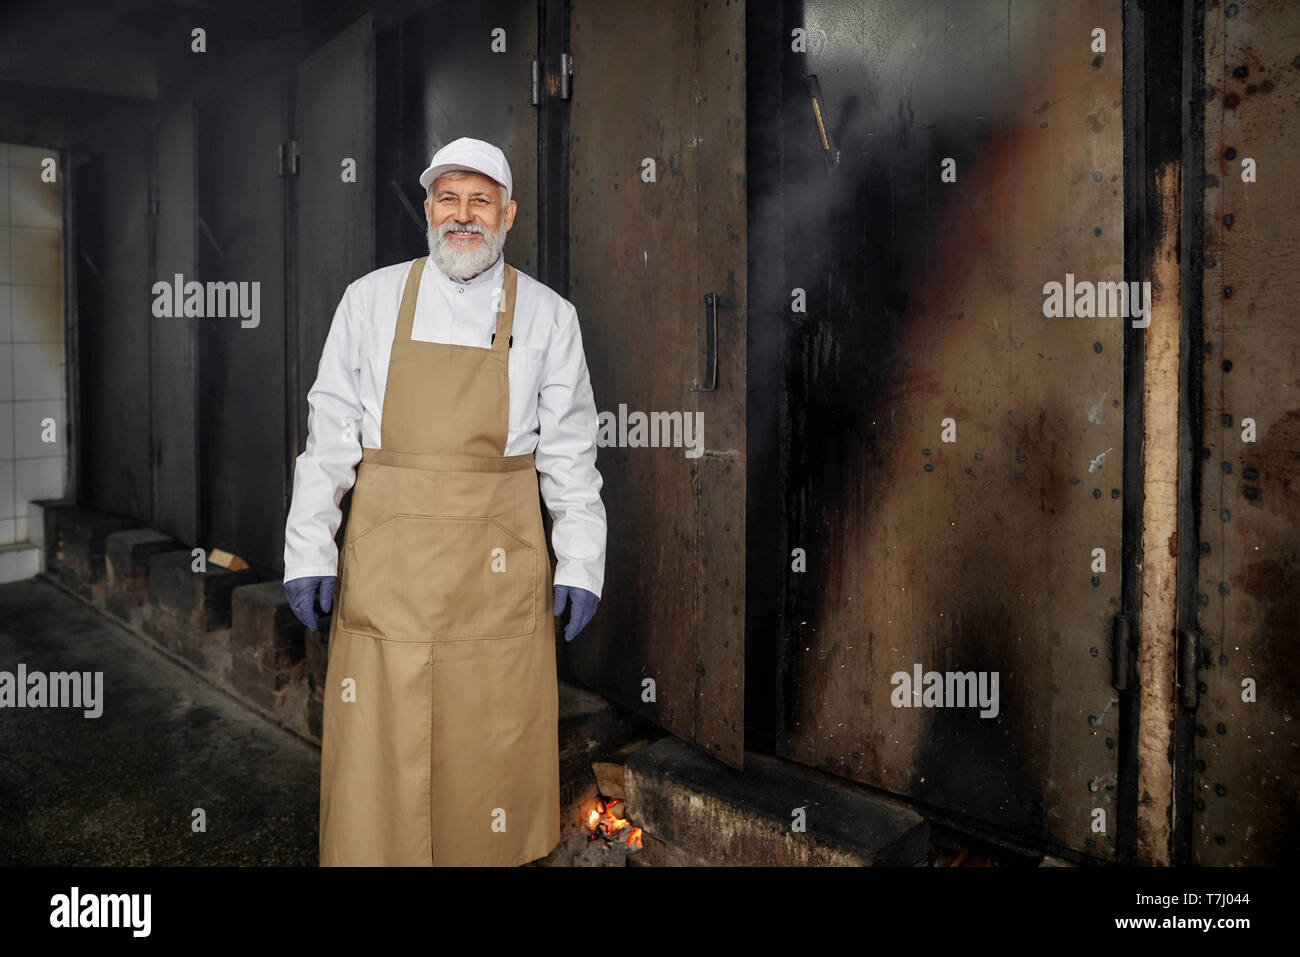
top-left (340, 514), bottom-right (536, 640)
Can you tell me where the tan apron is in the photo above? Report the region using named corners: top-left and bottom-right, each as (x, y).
top-left (319, 257), bottom-right (559, 866)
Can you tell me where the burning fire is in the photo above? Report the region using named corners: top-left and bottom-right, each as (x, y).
top-left (586, 796), bottom-right (642, 850)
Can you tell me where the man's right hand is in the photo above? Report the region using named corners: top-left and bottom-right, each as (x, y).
top-left (285, 576), bottom-right (336, 632)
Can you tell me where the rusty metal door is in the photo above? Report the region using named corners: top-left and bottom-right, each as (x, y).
top-left (1193, 0), bottom-right (1300, 865)
top-left (750, 0), bottom-right (1126, 858)
top-left (566, 0), bottom-right (748, 767)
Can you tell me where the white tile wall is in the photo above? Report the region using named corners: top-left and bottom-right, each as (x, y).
top-left (1, 142), bottom-right (66, 547)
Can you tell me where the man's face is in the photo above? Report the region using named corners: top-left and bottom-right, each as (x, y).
top-left (424, 170), bottom-right (517, 280)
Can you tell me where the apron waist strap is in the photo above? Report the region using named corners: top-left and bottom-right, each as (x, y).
top-left (360, 447), bottom-right (535, 473)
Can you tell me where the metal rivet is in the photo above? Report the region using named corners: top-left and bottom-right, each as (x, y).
top-left (1201, 541), bottom-right (1212, 554)
top-left (1198, 593), bottom-right (1210, 605)
top-left (1222, 461), bottom-right (1232, 473)
top-left (922, 448), bottom-right (931, 456)
top-left (1090, 647), bottom-right (1099, 657)
top-left (974, 452), bottom-right (984, 461)
top-left (1093, 342), bottom-right (1103, 354)
top-left (1219, 654), bottom-right (1228, 666)
top-left (1216, 723), bottom-right (1227, 734)
top-left (1110, 488), bottom-right (1119, 499)
top-left (1198, 681), bottom-right (1207, 693)
top-left (1219, 582), bottom-right (1230, 595)
top-left (1222, 413), bottom-right (1233, 426)
top-left (1221, 509), bottom-right (1231, 522)
top-left (1215, 835), bottom-right (1226, 846)
top-left (1222, 359), bottom-right (1232, 372)
top-left (1093, 171), bottom-right (1103, 182)
top-left (1105, 737), bottom-right (1115, 749)
top-left (1195, 798), bottom-right (1205, 810)
top-left (1224, 146), bottom-right (1237, 159)
top-left (1242, 467), bottom-right (1259, 480)
top-left (1243, 486), bottom-right (1260, 500)
top-left (1224, 213), bottom-right (1235, 228)
top-left (1093, 227), bottom-right (1102, 237)
top-left (923, 463), bottom-right (934, 472)
top-left (1070, 476), bottom-right (1080, 485)
top-left (1091, 576), bottom-right (1101, 588)
top-left (1224, 286), bottom-right (1233, 298)
top-left (1215, 783), bottom-right (1226, 796)
top-left (1093, 488), bottom-right (1102, 499)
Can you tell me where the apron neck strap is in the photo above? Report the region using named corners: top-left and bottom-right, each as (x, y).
top-left (395, 257), bottom-right (426, 344)
top-left (492, 264), bottom-right (518, 352)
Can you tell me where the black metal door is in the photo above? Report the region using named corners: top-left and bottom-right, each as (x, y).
top-left (750, 0), bottom-right (1125, 858)
top-left (374, 0), bottom-right (538, 274)
top-left (294, 13), bottom-right (375, 455)
top-left (198, 67), bottom-right (290, 572)
top-left (151, 101), bottom-right (200, 544)
top-left (75, 111), bottom-right (152, 520)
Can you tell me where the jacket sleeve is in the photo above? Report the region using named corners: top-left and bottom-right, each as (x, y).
top-left (534, 302), bottom-right (607, 599)
top-left (283, 282), bottom-right (365, 583)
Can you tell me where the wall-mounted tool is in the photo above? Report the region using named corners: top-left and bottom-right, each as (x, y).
top-left (803, 74), bottom-right (839, 172)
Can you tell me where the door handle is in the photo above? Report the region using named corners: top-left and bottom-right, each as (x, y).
top-left (691, 292), bottom-right (719, 392)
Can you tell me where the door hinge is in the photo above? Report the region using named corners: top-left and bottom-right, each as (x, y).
top-left (279, 140), bottom-right (300, 177)
top-left (560, 52), bottom-right (573, 100)
top-left (531, 58), bottom-right (540, 106)
top-left (1179, 627), bottom-right (1200, 709)
top-left (1111, 613), bottom-right (1132, 691)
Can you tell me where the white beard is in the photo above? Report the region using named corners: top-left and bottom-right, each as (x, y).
top-left (427, 216), bottom-right (507, 280)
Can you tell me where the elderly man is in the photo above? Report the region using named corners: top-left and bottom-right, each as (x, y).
top-left (281, 137), bottom-right (606, 866)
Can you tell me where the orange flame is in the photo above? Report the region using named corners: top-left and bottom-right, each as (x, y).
top-left (585, 796), bottom-right (642, 850)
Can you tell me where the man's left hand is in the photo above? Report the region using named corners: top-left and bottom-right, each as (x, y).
top-left (554, 585), bottom-right (599, 642)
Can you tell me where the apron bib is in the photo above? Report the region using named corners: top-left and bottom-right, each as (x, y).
top-left (319, 257), bottom-right (559, 866)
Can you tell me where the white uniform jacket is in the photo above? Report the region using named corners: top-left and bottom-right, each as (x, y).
top-left (283, 254), bottom-right (607, 599)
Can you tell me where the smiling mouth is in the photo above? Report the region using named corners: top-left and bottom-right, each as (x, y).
top-left (447, 230), bottom-right (481, 245)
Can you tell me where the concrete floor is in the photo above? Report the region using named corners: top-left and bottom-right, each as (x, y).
top-left (0, 577), bottom-right (320, 865)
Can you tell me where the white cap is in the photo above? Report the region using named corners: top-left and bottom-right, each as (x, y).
top-left (419, 136), bottom-right (513, 203)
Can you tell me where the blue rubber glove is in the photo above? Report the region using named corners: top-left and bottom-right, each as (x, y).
top-left (554, 585), bottom-right (598, 643)
top-left (285, 575), bottom-right (336, 632)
